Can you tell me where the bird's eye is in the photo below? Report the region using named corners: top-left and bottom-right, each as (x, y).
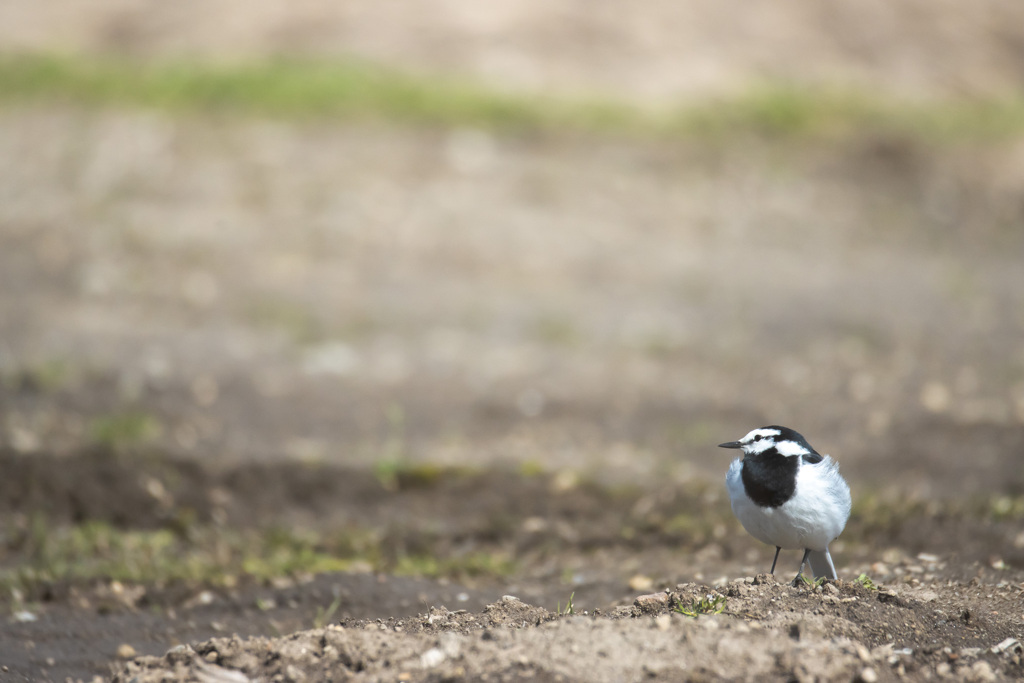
top-left (753, 435), bottom-right (762, 441)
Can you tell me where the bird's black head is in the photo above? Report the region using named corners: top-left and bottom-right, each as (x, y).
top-left (718, 425), bottom-right (821, 460)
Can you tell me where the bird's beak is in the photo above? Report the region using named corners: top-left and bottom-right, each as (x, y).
top-left (718, 441), bottom-right (742, 449)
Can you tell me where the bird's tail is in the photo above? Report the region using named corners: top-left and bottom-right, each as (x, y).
top-left (807, 549), bottom-right (838, 579)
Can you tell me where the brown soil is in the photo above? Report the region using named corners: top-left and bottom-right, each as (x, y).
top-left (114, 580), bottom-right (1024, 683)
top-left (1, 449), bottom-right (1022, 681)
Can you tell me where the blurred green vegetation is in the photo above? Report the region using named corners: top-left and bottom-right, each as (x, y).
top-left (2, 53), bottom-right (1024, 140)
top-left (0, 53), bottom-right (628, 132)
top-left (242, 298), bottom-right (325, 346)
top-left (1, 359), bottom-right (76, 394)
top-left (0, 516), bottom-right (517, 603)
top-left (3, 480), bottom-right (1021, 605)
top-left (88, 411), bottom-right (163, 448)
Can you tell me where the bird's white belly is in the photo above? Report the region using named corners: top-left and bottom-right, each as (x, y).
top-left (726, 458), bottom-right (848, 551)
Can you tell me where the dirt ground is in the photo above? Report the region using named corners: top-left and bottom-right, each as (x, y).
top-left (115, 581), bottom-right (1024, 683)
top-left (2, 1), bottom-right (1024, 681)
top-left (1, 449), bottom-right (1022, 681)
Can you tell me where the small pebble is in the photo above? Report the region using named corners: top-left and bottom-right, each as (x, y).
top-left (629, 575), bottom-right (654, 591)
top-left (969, 661), bottom-right (996, 683)
top-left (420, 647), bottom-right (446, 668)
top-left (992, 637), bottom-right (1020, 654)
top-left (116, 644), bottom-right (136, 659)
top-left (633, 593), bottom-right (669, 609)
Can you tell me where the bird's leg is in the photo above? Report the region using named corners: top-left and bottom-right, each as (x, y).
top-left (793, 548), bottom-right (812, 586)
top-left (770, 546), bottom-right (781, 574)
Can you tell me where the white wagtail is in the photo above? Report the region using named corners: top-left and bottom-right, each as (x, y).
top-left (718, 426), bottom-right (851, 582)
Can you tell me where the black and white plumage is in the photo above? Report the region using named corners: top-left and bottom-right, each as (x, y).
top-left (719, 426), bottom-right (851, 582)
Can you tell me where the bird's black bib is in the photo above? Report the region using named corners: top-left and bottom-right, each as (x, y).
top-left (740, 451), bottom-right (798, 508)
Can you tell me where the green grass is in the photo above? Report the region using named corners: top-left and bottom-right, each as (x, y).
top-left (851, 491), bottom-right (1024, 534)
top-left (88, 411), bottom-right (163, 447)
top-left (393, 551), bottom-right (515, 579)
top-left (557, 591), bottom-right (575, 616)
top-left (242, 298), bottom-right (324, 346)
top-left (1, 463), bottom-right (1020, 608)
top-left (0, 53), bottom-right (632, 132)
top-left (532, 315), bottom-right (581, 347)
top-left (0, 517), bottom-right (515, 604)
top-left (674, 594), bottom-right (726, 618)
top-left (799, 574), bottom-right (827, 588)
top-left (2, 53), bottom-right (1024, 141)
top-left (313, 595), bottom-right (343, 629)
top-left (1, 359), bottom-right (77, 393)
top-left (2, 520), bottom-right (349, 593)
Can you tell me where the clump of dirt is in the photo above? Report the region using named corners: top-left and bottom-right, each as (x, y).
top-left (114, 579), bottom-right (1024, 682)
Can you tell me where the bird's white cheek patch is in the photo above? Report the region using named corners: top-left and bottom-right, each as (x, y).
top-left (774, 440), bottom-right (810, 457)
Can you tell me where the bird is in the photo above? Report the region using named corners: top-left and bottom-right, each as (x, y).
top-left (718, 425), bottom-right (851, 583)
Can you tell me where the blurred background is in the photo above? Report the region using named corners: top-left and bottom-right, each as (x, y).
top-left (3, 0), bottom-right (1024, 489)
top-left (2, 1), bottom-right (1024, 668)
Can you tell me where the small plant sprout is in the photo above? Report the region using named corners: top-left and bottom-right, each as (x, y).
top-left (557, 592), bottom-right (575, 616)
top-left (674, 594), bottom-right (726, 618)
top-left (854, 573), bottom-right (878, 591)
top-left (313, 595), bottom-right (342, 629)
top-left (798, 574), bottom-right (827, 588)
